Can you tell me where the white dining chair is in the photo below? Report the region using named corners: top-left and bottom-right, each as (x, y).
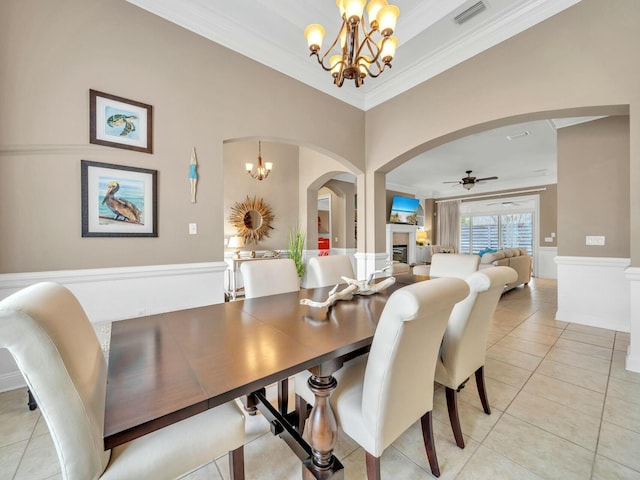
top-left (0, 282), bottom-right (245, 480)
top-left (305, 255), bottom-right (355, 288)
top-left (240, 258), bottom-right (300, 299)
top-left (428, 253), bottom-right (480, 279)
top-left (412, 264), bottom-right (430, 275)
top-left (295, 277), bottom-right (470, 479)
top-left (435, 266), bottom-right (517, 448)
top-left (240, 258), bottom-right (300, 414)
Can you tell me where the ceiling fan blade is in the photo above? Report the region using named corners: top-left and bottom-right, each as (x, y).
top-left (442, 181), bottom-right (461, 184)
top-left (475, 176), bottom-right (498, 181)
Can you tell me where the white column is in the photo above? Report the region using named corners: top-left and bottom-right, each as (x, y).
top-left (626, 267), bottom-right (640, 372)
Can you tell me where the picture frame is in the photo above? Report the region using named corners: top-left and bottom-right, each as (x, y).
top-left (89, 89), bottom-right (153, 153)
top-left (81, 160), bottom-right (157, 237)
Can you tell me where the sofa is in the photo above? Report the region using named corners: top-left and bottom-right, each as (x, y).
top-left (479, 248), bottom-right (532, 290)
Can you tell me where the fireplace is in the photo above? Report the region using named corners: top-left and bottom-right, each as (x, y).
top-left (393, 245), bottom-right (408, 263)
top-left (386, 224), bottom-right (418, 265)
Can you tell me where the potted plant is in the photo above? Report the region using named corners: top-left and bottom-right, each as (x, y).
top-left (288, 226), bottom-right (306, 278)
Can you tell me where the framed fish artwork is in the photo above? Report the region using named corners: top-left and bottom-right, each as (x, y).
top-left (81, 160), bottom-right (157, 237)
top-left (89, 90), bottom-right (153, 153)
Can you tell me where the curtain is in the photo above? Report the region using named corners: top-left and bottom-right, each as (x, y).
top-left (437, 200), bottom-right (461, 252)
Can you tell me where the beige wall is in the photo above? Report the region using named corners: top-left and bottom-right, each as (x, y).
top-left (558, 116), bottom-right (630, 257)
top-left (0, 0), bottom-right (363, 273)
top-left (223, 141), bottom-right (299, 252)
top-left (2, 0), bottom-right (639, 275)
top-left (365, 0), bottom-right (639, 264)
top-left (321, 180), bottom-right (357, 249)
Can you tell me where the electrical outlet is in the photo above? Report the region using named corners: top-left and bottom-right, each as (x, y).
top-left (544, 237), bottom-right (553, 243)
top-left (189, 223), bottom-right (197, 235)
top-left (586, 235), bottom-right (605, 246)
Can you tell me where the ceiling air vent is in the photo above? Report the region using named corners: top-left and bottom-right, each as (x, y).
top-left (454, 1), bottom-right (487, 25)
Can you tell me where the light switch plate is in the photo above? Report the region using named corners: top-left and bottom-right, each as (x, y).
top-left (586, 235), bottom-right (605, 246)
top-left (189, 223), bottom-right (197, 235)
top-left (544, 237), bottom-right (553, 243)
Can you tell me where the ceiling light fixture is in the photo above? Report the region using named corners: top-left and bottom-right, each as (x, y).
top-left (245, 141), bottom-right (272, 181)
top-left (304, 0), bottom-right (400, 88)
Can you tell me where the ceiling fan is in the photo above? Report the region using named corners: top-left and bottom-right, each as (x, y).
top-left (444, 170), bottom-right (498, 190)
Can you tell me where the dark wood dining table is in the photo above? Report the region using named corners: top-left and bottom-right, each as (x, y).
top-left (103, 273), bottom-right (425, 479)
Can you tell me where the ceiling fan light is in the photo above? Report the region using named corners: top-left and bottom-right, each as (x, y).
top-left (463, 183), bottom-right (474, 190)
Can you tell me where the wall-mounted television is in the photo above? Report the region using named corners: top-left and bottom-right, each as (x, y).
top-left (389, 195), bottom-right (420, 225)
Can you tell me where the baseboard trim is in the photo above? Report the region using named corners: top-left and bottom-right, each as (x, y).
top-left (0, 372), bottom-right (25, 393)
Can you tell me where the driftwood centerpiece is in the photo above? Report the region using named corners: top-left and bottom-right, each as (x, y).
top-left (301, 276), bottom-right (396, 309)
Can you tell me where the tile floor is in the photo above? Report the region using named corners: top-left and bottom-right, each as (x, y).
top-left (2, 278), bottom-right (640, 479)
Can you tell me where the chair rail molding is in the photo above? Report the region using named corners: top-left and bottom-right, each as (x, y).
top-left (0, 262), bottom-right (228, 321)
top-left (625, 266), bottom-right (640, 373)
top-left (555, 256), bottom-right (631, 333)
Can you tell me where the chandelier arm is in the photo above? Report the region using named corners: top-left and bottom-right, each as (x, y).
top-left (353, 17), bottom-right (379, 64)
top-left (365, 63), bottom-right (390, 78)
top-left (317, 18), bottom-right (347, 69)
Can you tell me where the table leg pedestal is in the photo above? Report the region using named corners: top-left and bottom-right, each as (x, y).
top-left (306, 374), bottom-right (339, 470)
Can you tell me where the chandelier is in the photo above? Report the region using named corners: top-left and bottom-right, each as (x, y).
top-left (304, 0), bottom-right (400, 88)
top-left (245, 141), bottom-right (272, 181)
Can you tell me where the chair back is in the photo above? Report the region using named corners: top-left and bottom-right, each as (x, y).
top-left (436, 266), bottom-right (517, 388)
top-left (412, 264), bottom-right (430, 276)
top-left (0, 282), bottom-right (111, 479)
top-left (240, 258), bottom-right (300, 299)
top-left (305, 255), bottom-right (355, 289)
top-left (429, 253), bottom-right (480, 279)
top-left (361, 277), bottom-right (470, 453)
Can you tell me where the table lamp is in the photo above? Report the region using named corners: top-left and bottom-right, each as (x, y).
top-left (416, 230), bottom-right (428, 246)
top-left (228, 235), bottom-right (245, 258)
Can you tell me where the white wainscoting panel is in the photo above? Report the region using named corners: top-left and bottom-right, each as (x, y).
top-left (555, 256), bottom-right (631, 333)
top-left (625, 267), bottom-right (640, 373)
top-left (0, 262), bottom-right (228, 392)
top-left (536, 246), bottom-right (557, 279)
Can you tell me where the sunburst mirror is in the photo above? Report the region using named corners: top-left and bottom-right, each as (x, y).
top-left (228, 196), bottom-right (274, 244)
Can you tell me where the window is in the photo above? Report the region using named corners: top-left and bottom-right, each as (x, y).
top-left (459, 201), bottom-right (535, 254)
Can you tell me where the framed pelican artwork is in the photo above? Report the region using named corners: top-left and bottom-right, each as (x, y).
top-left (81, 160), bottom-right (157, 237)
top-left (89, 90), bottom-right (153, 153)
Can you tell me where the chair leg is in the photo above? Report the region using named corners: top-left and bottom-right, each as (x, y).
top-left (420, 411), bottom-right (440, 478)
top-left (365, 452), bottom-right (381, 480)
top-left (475, 366), bottom-right (491, 415)
top-left (27, 389), bottom-right (38, 411)
top-left (445, 387), bottom-right (465, 449)
top-left (229, 445), bottom-right (245, 480)
top-left (295, 394), bottom-right (308, 434)
top-left (278, 379), bottom-right (289, 415)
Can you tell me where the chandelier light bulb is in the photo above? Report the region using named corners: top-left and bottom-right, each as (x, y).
top-left (366, 0), bottom-right (388, 28)
top-left (304, 24), bottom-right (325, 51)
top-left (377, 4), bottom-right (399, 36)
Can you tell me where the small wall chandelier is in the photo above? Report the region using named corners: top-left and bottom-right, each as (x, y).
top-left (304, 0), bottom-right (400, 88)
top-left (245, 141), bottom-right (272, 181)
